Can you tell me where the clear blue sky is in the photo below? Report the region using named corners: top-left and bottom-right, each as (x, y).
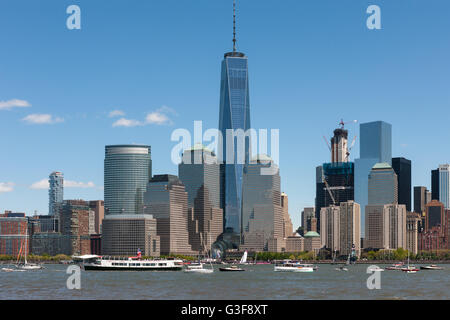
top-left (1, 0), bottom-right (449, 229)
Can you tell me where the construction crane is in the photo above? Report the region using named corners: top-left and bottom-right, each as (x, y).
top-left (322, 177), bottom-right (336, 206)
top-left (339, 119), bottom-right (357, 129)
top-left (345, 135), bottom-right (357, 162)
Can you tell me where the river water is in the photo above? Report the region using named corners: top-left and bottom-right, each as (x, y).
top-left (0, 263), bottom-right (448, 300)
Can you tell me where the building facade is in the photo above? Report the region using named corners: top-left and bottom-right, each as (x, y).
top-left (281, 193), bottom-right (294, 238)
top-left (406, 211), bottom-right (421, 254)
top-left (104, 145), bottom-right (152, 216)
top-left (354, 121), bottom-right (392, 237)
top-left (438, 164), bottom-right (450, 209)
top-left (101, 214), bottom-right (159, 256)
top-left (0, 216), bottom-right (28, 256)
top-left (392, 157), bottom-right (411, 211)
top-left (49, 171), bottom-right (64, 216)
top-left (368, 163), bottom-right (398, 206)
top-left (218, 40), bottom-right (251, 248)
top-left (240, 156), bottom-right (283, 252)
top-left (144, 175), bottom-right (195, 255)
top-left (365, 204), bottom-right (406, 250)
top-left (179, 145), bottom-right (223, 252)
top-left (339, 201), bottom-right (361, 257)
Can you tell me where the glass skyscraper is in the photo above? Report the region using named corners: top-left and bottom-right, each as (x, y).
top-left (104, 145), bottom-right (152, 216)
top-left (438, 164), bottom-right (450, 209)
top-left (354, 121), bottom-right (392, 237)
top-left (48, 171), bottom-right (63, 216)
top-left (218, 49), bottom-right (251, 247)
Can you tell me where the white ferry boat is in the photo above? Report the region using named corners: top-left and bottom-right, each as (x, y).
top-left (81, 255), bottom-right (184, 271)
top-left (274, 262), bottom-right (315, 273)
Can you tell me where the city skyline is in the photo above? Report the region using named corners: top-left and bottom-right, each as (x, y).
top-left (1, 1), bottom-right (450, 230)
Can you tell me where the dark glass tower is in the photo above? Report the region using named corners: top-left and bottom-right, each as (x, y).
top-left (431, 169), bottom-right (440, 201)
top-left (392, 157), bottom-right (411, 211)
top-left (218, 0), bottom-right (251, 247)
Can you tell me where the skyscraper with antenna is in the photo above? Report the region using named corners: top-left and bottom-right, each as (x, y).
top-left (218, 0), bottom-right (251, 248)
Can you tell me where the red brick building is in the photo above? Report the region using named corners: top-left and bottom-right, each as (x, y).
top-left (0, 216), bottom-right (28, 256)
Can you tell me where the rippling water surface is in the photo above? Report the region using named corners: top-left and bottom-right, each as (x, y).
top-left (0, 264), bottom-right (448, 300)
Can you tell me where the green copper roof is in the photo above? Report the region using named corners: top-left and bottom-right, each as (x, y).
top-left (304, 231), bottom-right (320, 238)
top-left (372, 162), bottom-right (392, 170)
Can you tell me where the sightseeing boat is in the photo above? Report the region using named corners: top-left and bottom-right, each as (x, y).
top-left (81, 250), bottom-right (184, 271)
top-left (274, 262), bottom-right (315, 273)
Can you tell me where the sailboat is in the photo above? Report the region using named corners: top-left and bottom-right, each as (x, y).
top-left (184, 235), bottom-right (214, 274)
top-left (219, 250), bottom-right (247, 271)
top-left (401, 251), bottom-right (419, 273)
top-left (239, 250), bottom-right (248, 265)
top-left (16, 228), bottom-right (43, 270)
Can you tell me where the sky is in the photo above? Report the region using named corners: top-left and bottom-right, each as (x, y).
top-left (1, 0), bottom-right (449, 229)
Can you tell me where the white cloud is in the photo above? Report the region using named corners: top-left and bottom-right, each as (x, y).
top-left (145, 112), bottom-right (170, 125)
top-left (30, 179), bottom-right (95, 189)
top-left (0, 99), bottom-right (31, 110)
top-left (30, 179), bottom-right (49, 190)
top-left (65, 180), bottom-right (95, 188)
top-left (0, 182), bottom-right (15, 193)
top-left (22, 114), bottom-right (64, 124)
top-left (108, 110), bottom-right (125, 117)
top-left (111, 106), bottom-right (177, 127)
top-left (112, 118), bottom-right (143, 127)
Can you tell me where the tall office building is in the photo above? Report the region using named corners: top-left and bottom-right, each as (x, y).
top-left (218, 1), bottom-right (251, 247)
top-left (365, 204), bottom-right (406, 250)
top-left (302, 207), bottom-right (315, 233)
top-left (316, 124), bottom-right (355, 233)
top-left (331, 127), bottom-right (349, 163)
top-left (392, 157), bottom-right (411, 211)
top-left (240, 155), bottom-right (283, 251)
top-left (281, 193), bottom-right (294, 238)
top-left (438, 164), bottom-right (450, 209)
top-left (320, 205), bottom-right (340, 252)
top-left (315, 165), bottom-right (325, 227)
top-left (431, 169), bottom-right (440, 201)
top-left (354, 121), bottom-right (392, 237)
top-left (414, 186), bottom-right (429, 214)
top-left (178, 145), bottom-right (223, 252)
top-left (89, 200), bottom-right (104, 234)
top-left (143, 175), bottom-right (194, 255)
top-left (406, 211), bottom-right (421, 255)
top-left (60, 200), bottom-right (94, 256)
top-left (368, 163), bottom-right (398, 206)
top-left (339, 201), bottom-right (361, 257)
top-left (104, 145), bottom-right (152, 216)
top-left (49, 172), bottom-right (64, 216)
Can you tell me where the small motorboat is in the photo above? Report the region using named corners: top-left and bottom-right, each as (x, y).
top-left (367, 266), bottom-right (384, 272)
top-left (219, 265), bottom-right (245, 272)
top-left (335, 266), bottom-right (348, 272)
top-left (184, 263), bottom-right (214, 274)
top-left (420, 265), bottom-right (443, 270)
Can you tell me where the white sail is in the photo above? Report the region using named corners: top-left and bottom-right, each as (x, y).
top-left (240, 251), bottom-right (248, 264)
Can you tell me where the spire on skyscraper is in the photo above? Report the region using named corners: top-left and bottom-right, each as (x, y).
top-left (233, 0), bottom-right (236, 52)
